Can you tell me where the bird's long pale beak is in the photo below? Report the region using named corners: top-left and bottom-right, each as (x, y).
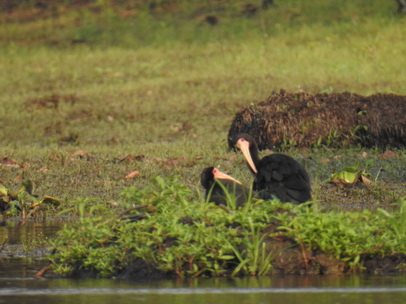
top-left (213, 168), bottom-right (242, 185)
top-left (236, 139), bottom-right (258, 174)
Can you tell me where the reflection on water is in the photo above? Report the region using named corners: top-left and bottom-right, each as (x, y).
top-left (0, 220), bottom-right (405, 304)
top-left (0, 275), bottom-right (405, 304)
top-left (1, 293), bottom-right (405, 304)
top-left (0, 218), bottom-right (63, 258)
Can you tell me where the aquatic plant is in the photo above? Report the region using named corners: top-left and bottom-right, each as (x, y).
top-left (50, 177), bottom-right (274, 277)
top-left (377, 197), bottom-right (406, 247)
top-left (275, 205), bottom-right (406, 269)
top-left (0, 180), bottom-right (60, 220)
top-left (228, 216), bottom-right (275, 276)
top-left (49, 177), bottom-right (406, 278)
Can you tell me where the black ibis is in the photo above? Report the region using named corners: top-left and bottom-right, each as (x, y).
top-left (233, 133), bottom-right (311, 204)
top-left (200, 167), bottom-right (249, 207)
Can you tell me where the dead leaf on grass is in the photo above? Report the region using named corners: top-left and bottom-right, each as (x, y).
top-left (125, 170), bottom-right (140, 179)
top-left (38, 165), bottom-right (50, 172)
top-left (0, 156), bottom-right (19, 167)
top-left (184, 157), bottom-right (202, 167)
top-left (119, 154), bottom-right (145, 163)
top-left (20, 162), bottom-right (31, 170)
top-left (379, 150), bottom-right (398, 159)
top-left (161, 157), bottom-right (187, 167)
top-left (361, 175), bottom-right (372, 185)
top-left (72, 150), bottom-right (88, 158)
top-left (107, 200), bottom-right (119, 207)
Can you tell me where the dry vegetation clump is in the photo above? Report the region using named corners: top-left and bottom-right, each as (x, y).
top-left (228, 90), bottom-right (406, 150)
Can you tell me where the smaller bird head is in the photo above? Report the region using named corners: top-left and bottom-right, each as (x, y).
top-left (201, 167), bottom-right (242, 190)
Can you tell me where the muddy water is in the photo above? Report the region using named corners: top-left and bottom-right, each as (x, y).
top-left (1, 220), bottom-right (405, 304)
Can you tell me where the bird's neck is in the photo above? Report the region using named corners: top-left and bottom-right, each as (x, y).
top-left (250, 146), bottom-right (260, 164)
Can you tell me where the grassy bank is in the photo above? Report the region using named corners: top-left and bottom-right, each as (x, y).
top-left (48, 178), bottom-right (406, 278)
top-left (0, 0), bottom-right (405, 208)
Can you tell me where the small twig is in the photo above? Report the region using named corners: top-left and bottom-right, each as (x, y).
top-left (114, 205), bottom-right (151, 220)
top-left (35, 265), bottom-right (51, 279)
top-left (218, 205), bottom-right (233, 214)
top-left (300, 242), bottom-right (309, 271)
top-left (321, 144), bottom-right (333, 153)
top-left (374, 168), bottom-right (383, 182)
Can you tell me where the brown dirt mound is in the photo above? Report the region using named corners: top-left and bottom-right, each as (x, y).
top-left (227, 90), bottom-right (406, 150)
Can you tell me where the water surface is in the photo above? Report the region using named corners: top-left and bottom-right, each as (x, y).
top-left (0, 220), bottom-right (405, 304)
top-left (1, 266), bottom-right (405, 304)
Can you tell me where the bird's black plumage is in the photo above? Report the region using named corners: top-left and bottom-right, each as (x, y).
top-left (200, 167), bottom-right (249, 207)
top-left (233, 133), bottom-right (311, 204)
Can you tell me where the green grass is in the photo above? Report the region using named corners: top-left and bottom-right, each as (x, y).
top-left (0, 0), bottom-right (405, 207)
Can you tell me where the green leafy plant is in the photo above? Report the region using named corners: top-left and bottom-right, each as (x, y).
top-left (0, 180), bottom-right (60, 219)
top-left (328, 166), bottom-right (372, 185)
top-left (49, 177), bottom-right (278, 277)
top-left (48, 177), bottom-right (406, 278)
top-left (275, 204), bottom-right (405, 268)
top-left (378, 197), bottom-right (406, 244)
top-left (228, 216), bottom-right (274, 276)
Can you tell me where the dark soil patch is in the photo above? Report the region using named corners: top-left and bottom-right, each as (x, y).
top-left (0, 0), bottom-right (95, 22)
top-left (362, 253), bottom-right (406, 274)
top-left (228, 90), bottom-right (406, 150)
top-left (271, 241), bottom-right (405, 276)
top-left (25, 94), bottom-right (79, 110)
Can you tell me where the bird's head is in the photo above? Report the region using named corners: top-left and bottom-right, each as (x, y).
top-left (201, 167), bottom-right (242, 189)
top-left (233, 134), bottom-right (258, 174)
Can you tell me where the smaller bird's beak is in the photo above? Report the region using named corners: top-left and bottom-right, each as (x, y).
top-left (236, 139), bottom-right (258, 174)
top-left (213, 169), bottom-right (242, 185)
